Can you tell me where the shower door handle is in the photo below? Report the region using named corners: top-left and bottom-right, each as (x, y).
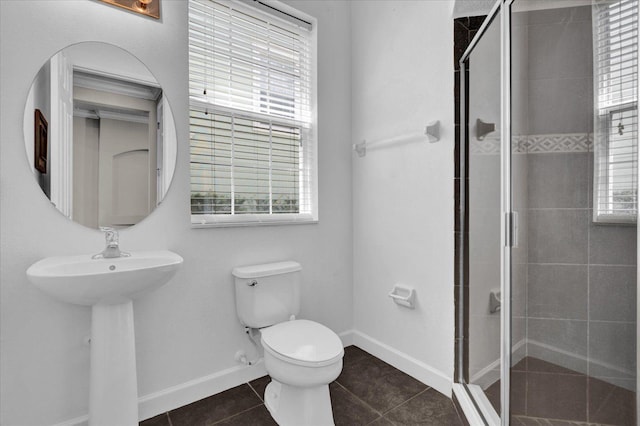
top-left (505, 211), bottom-right (519, 248)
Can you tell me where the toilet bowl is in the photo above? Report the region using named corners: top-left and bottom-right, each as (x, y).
top-left (231, 261), bottom-right (344, 426)
top-left (261, 319), bottom-right (343, 426)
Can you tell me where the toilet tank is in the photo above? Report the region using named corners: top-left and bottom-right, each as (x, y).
top-left (232, 261), bottom-right (301, 328)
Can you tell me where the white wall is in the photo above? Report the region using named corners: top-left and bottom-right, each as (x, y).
top-left (351, 1), bottom-right (455, 396)
top-left (64, 42), bottom-right (157, 87)
top-left (0, 1), bottom-right (352, 424)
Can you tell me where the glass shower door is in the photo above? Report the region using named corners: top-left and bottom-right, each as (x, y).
top-left (508, 0), bottom-right (638, 423)
top-left (464, 8), bottom-right (503, 423)
top-left (459, 1), bottom-right (638, 424)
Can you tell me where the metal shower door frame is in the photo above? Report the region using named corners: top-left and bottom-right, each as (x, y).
top-left (458, 0), bottom-right (514, 424)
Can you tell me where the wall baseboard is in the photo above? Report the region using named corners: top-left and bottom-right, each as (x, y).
top-left (53, 330), bottom-right (355, 425)
top-left (51, 361), bottom-right (268, 425)
top-left (338, 328), bottom-right (355, 347)
top-left (52, 329), bottom-right (452, 425)
top-left (349, 330), bottom-right (453, 397)
top-left (527, 339), bottom-right (635, 391)
top-left (469, 338), bottom-right (527, 389)
top-left (468, 337), bottom-right (636, 393)
top-left (138, 360), bottom-right (268, 420)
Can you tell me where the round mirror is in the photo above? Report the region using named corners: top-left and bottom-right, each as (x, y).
top-left (23, 42), bottom-right (177, 229)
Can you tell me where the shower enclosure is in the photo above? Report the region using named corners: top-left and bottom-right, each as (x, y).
top-left (456, 0), bottom-right (638, 424)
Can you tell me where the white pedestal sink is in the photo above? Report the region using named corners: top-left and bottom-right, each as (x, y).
top-left (26, 250), bottom-right (183, 426)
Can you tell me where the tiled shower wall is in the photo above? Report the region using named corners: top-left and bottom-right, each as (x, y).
top-left (517, 6), bottom-right (637, 390)
top-left (526, 147), bottom-right (637, 390)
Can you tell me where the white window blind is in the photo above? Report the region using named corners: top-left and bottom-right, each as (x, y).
top-left (593, 0), bottom-right (638, 223)
top-left (189, 0), bottom-right (316, 226)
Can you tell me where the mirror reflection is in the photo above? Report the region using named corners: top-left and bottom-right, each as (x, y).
top-left (24, 42), bottom-right (176, 229)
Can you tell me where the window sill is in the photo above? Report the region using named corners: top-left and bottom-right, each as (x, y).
top-left (593, 213), bottom-right (637, 226)
top-left (191, 214), bottom-right (318, 228)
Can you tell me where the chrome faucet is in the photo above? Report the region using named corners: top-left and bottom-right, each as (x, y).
top-left (92, 227), bottom-right (131, 259)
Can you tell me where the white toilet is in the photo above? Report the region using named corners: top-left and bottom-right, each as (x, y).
top-left (232, 261), bottom-right (344, 426)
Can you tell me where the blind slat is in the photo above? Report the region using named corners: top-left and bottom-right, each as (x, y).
top-left (189, 0), bottom-right (311, 123)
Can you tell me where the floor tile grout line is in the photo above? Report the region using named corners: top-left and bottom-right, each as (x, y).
top-left (165, 411), bottom-right (174, 426)
top-left (340, 346), bottom-right (435, 417)
top-left (341, 347), bottom-right (463, 422)
top-left (588, 387), bottom-right (617, 426)
top-left (332, 380), bottom-right (386, 418)
top-left (208, 402), bottom-right (266, 425)
top-left (364, 415), bottom-right (390, 426)
top-left (380, 386), bottom-right (431, 416)
top-left (247, 380), bottom-right (264, 402)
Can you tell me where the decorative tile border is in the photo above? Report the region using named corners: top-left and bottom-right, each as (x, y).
top-left (470, 133), bottom-right (593, 155)
top-left (525, 133), bottom-right (593, 153)
top-left (469, 136), bottom-right (501, 155)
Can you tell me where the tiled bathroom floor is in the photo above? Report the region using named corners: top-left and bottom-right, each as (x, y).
top-left (140, 345), bottom-right (464, 426)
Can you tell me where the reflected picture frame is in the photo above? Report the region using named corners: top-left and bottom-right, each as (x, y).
top-left (98, 0), bottom-right (160, 20)
top-left (34, 109), bottom-right (48, 174)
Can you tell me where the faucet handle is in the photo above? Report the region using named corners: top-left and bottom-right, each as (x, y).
top-left (99, 226), bottom-right (119, 246)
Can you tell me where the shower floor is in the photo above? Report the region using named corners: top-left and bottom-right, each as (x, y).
top-left (484, 356), bottom-right (636, 426)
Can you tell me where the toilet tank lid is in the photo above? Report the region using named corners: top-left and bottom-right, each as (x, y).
top-left (232, 261), bottom-right (301, 279)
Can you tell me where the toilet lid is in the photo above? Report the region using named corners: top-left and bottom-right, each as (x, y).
top-left (261, 319), bottom-right (344, 367)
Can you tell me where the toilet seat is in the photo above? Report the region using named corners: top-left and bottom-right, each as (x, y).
top-left (261, 319), bottom-right (344, 368)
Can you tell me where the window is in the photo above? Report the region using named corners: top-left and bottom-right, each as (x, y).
top-left (593, 0), bottom-right (638, 223)
top-left (189, 0), bottom-right (317, 226)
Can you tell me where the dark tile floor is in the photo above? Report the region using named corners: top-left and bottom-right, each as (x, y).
top-left (140, 345), bottom-right (464, 426)
top-left (484, 357), bottom-right (636, 426)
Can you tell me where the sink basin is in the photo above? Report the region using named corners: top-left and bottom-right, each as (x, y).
top-left (26, 249), bottom-right (183, 425)
top-left (26, 250), bottom-right (183, 305)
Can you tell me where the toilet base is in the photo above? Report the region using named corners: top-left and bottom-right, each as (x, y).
top-left (264, 379), bottom-right (335, 426)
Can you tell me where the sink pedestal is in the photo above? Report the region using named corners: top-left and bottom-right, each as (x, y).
top-left (26, 250), bottom-right (183, 424)
top-left (90, 301), bottom-right (138, 425)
